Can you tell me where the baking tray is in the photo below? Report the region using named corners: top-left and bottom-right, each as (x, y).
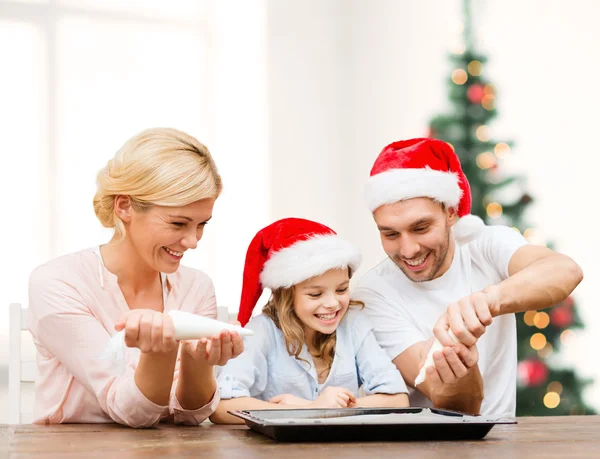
top-left (229, 407), bottom-right (516, 442)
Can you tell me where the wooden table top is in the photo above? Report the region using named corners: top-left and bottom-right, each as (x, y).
top-left (2, 416), bottom-right (599, 458)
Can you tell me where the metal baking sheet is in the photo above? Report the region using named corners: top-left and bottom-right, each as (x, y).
top-left (230, 407), bottom-right (516, 442)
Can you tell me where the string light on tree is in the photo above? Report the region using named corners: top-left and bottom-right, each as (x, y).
top-left (547, 381), bottom-right (563, 395)
top-left (452, 68), bottom-right (468, 84)
top-left (468, 60), bottom-right (483, 76)
top-left (486, 202), bottom-right (503, 218)
top-left (494, 142), bottom-right (511, 158)
top-left (476, 152), bottom-right (496, 169)
top-left (530, 332), bottom-right (547, 351)
top-left (475, 125), bottom-right (491, 141)
top-left (560, 329), bottom-right (576, 345)
top-left (533, 312), bottom-right (550, 329)
top-left (544, 391), bottom-right (561, 409)
top-left (481, 94), bottom-right (495, 110)
top-left (523, 310), bottom-right (537, 326)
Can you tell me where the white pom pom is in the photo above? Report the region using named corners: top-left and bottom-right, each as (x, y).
top-left (453, 214), bottom-right (486, 244)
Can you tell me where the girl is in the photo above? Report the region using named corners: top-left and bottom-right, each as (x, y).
top-left (28, 128), bottom-right (243, 428)
top-left (211, 218), bottom-right (408, 424)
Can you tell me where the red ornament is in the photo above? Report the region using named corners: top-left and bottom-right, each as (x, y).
top-left (518, 359), bottom-right (548, 387)
top-left (467, 84), bottom-right (485, 104)
top-left (550, 307), bottom-right (573, 328)
top-left (563, 296), bottom-right (574, 307)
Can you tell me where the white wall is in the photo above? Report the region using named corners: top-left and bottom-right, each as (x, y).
top-left (267, 0), bottom-right (351, 231)
top-left (266, 0), bottom-right (599, 409)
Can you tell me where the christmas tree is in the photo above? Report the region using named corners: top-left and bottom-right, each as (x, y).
top-left (428, 0), bottom-right (594, 416)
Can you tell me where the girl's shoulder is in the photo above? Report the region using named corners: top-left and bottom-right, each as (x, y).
top-left (341, 307), bottom-right (375, 348)
top-left (342, 307), bottom-right (373, 329)
top-left (245, 313), bottom-right (282, 344)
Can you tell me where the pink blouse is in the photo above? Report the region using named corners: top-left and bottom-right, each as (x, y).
top-left (28, 247), bottom-right (220, 427)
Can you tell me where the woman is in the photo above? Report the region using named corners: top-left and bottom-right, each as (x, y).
top-left (28, 128), bottom-right (243, 427)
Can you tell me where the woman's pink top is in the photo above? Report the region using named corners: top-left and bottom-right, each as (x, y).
top-left (28, 247), bottom-right (220, 427)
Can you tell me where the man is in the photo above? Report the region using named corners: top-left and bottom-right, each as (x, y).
top-left (353, 138), bottom-right (583, 415)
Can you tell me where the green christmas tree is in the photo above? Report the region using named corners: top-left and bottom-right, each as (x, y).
top-left (428, 0), bottom-right (594, 416)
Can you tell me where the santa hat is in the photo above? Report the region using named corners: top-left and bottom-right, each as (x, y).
top-left (237, 218), bottom-right (361, 326)
top-left (365, 138), bottom-right (485, 242)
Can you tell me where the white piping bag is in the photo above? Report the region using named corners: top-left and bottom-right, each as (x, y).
top-left (414, 330), bottom-right (458, 386)
top-left (100, 310), bottom-right (253, 369)
top-left (168, 310), bottom-right (254, 339)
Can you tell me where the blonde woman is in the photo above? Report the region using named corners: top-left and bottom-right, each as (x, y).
top-left (28, 128), bottom-right (243, 428)
top-left (210, 218), bottom-right (409, 425)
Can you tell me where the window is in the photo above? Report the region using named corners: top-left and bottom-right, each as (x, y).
top-left (0, 0), bottom-right (268, 327)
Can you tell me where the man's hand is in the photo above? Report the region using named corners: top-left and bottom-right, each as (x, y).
top-left (417, 338), bottom-right (484, 414)
top-left (418, 338), bottom-right (479, 386)
top-left (433, 289), bottom-right (498, 347)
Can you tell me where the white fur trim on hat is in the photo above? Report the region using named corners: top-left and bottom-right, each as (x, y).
top-left (453, 214), bottom-right (486, 244)
top-left (365, 167), bottom-right (462, 212)
top-left (259, 234), bottom-right (362, 289)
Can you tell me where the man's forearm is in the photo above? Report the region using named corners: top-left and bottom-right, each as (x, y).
top-left (486, 253), bottom-right (583, 317)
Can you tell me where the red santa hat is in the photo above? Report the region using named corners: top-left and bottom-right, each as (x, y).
top-left (365, 138), bottom-right (485, 241)
top-left (237, 218), bottom-right (361, 326)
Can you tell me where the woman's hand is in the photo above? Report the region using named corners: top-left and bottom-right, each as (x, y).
top-left (115, 309), bottom-right (178, 354)
top-left (310, 386), bottom-right (356, 408)
top-left (269, 394), bottom-right (312, 407)
top-left (181, 330), bottom-right (244, 366)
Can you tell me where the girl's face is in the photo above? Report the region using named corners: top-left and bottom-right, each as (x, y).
top-left (119, 196), bottom-right (216, 273)
top-left (293, 268), bottom-right (351, 337)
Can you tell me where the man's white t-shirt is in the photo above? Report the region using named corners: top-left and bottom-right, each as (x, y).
top-left (353, 225), bottom-right (528, 416)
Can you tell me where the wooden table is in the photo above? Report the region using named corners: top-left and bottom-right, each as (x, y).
top-left (2, 416), bottom-right (599, 458)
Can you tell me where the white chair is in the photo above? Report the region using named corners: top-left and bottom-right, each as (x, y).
top-left (217, 306), bottom-right (239, 323)
top-left (8, 303), bottom-right (37, 424)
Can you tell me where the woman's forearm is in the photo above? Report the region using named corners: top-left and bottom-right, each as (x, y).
top-left (175, 354), bottom-right (217, 410)
top-left (134, 349), bottom-right (178, 406)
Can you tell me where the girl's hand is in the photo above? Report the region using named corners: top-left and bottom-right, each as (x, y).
top-left (310, 386), bottom-right (356, 408)
top-left (269, 394), bottom-right (312, 406)
top-left (115, 309), bottom-right (178, 354)
top-left (181, 330), bottom-right (244, 366)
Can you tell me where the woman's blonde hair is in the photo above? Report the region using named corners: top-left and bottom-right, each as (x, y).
top-left (262, 268), bottom-right (363, 378)
top-left (93, 127), bottom-right (222, 240)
